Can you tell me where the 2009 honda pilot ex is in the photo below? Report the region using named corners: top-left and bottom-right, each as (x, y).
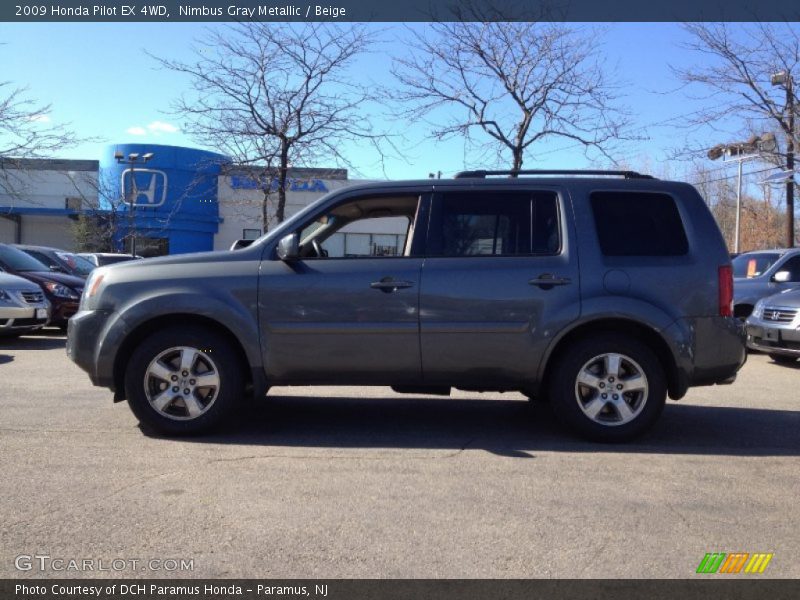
top-left (67, 170), bottom-right (746, 442)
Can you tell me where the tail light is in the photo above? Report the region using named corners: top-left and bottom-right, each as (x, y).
top-left (718, 265), bottom-right (733, 317)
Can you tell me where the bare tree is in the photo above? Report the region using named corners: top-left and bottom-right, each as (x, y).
top-left (0, 81), bottom-right (80, 199)
top-left (153, 23), bottom-right (384, 233)
top-left (391, 15), bottom-right (630, 171)
top-left (676, 22), bottom-right (800, 246)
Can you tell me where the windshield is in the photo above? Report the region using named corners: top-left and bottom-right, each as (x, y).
top-left (57, 251), bottom-right (95, 276)
top-left (732, 252), bottom-right (781, 279)
top-left (0, 244), bottom-right (50, 272)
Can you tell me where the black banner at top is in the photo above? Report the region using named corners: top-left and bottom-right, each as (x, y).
top-left (2, 0), bottom-right (800, 22)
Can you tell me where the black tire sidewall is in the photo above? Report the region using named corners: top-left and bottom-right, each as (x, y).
top-left (125, 326), bottom-right (243, 435)
top-left (549, 334), bottom-right (666, 442)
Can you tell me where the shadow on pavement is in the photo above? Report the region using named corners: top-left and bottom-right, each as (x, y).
top-left (0, 329), bottom-right (66, 351)
top-left (162, 394), bottom-right (800, 457)
top-left (0, 354), bottom-right (13, 365)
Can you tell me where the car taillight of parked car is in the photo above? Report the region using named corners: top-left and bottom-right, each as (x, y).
top-left (719, 265), bottom-right (733, 317)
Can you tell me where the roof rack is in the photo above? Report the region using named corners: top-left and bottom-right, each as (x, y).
top-left (453, 169), bottom-right (655, 180)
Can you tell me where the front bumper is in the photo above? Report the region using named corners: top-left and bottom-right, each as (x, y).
top-left (746, 314), bottom-right (800, 357)
top-left (66, 309), bottom-right (117, 387)
top-left (50, 299), bottom-right (80, 324)
top-left (0, 302), bottom-right (50, 332)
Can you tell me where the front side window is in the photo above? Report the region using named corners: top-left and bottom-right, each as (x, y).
top-left (296, 196), bottom-right (419, 259)
top-left (777, 256), bottom-right (800, 282)
top-left (431, 192), bottom-right (560, 257)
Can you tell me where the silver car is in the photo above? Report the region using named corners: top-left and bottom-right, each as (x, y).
top-left (0, 272), bottom-right (51, 337)
top-left (745, 287), bottom-right (800, 364)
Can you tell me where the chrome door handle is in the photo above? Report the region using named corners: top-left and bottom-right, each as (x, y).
top-left (528, 274), bottom-right (572, 289)
top-left (370, 278), bottom-right (414, 293)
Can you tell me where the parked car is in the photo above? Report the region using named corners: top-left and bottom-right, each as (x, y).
top-left (732, 248), bottom-right (800, 319)
top-left (745, 287), bottom-right (800, 364)
top-left (0, 272), bottom-right (50, 337)
top-left (0, 244), bottom-right (84, 329)
top-left (77, 252), bottom-right (142, 267)
top-left (15, 245), bottom-right (95, 279)
top-left (67, 169), bottom-right (745, 442)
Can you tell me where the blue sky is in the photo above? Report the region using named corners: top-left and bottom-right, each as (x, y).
top-left (0, 22), bottom-right (776, 182)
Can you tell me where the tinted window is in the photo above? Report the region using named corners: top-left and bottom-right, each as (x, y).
top-left (590, 192), bottom-right (688, 256)
top-left (433, 192), bottom-right (559, 257)
top-left (732, 252), bottom-right (781, 278)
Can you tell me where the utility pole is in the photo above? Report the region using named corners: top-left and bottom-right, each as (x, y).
top-left (787, 78), bottom-right (795, 248)
top-left (772, 70), bottom-right (795, 248)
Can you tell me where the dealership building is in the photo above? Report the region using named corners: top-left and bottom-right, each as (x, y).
top-left (0, 143), bottom-right (402, 256)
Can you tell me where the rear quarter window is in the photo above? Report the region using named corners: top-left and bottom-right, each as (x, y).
top-left (590, 191), bottom-right (689, 256)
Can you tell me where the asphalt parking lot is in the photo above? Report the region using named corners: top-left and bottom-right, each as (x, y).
top-left (1, 329), bottom-right (798, 579)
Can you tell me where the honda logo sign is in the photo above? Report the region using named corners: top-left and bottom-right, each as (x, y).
top-left (121, 169), bottom-right (168, 207)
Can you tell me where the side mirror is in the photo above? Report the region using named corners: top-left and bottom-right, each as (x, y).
top-left (773, 270), bottom-right (791, 283)
top-left (276, 233), bottom-right (299, 261)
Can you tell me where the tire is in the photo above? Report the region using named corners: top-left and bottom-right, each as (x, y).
top-left (548, 334), bottom-right (666, 443)
top-left (769, 353), bottom-right (798, 365)
top-left (124, 326), bottom-right (244, 435)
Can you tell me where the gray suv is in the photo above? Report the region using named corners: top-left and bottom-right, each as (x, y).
top-left (67, 170), bottom-right (745, 442)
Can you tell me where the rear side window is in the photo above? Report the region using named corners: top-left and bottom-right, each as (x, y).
top-left (590, 191), bottom-right (688, 256)
top-left (431, 192), bottom-right (560, 257)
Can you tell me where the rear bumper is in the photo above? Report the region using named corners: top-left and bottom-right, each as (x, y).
top-left (663, 316), bottom-right (746, 394)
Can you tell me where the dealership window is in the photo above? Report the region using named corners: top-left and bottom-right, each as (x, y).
top-left (128, 237), bottom-right (169, 257)
top-left (242, 228), bottom-right (261, 240)
top-left (590, 191), bottom-right (688, 256)
top-left (430, 192), bottom-right (559, 257)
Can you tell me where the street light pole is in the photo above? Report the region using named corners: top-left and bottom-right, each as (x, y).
top-left (114, 151), bottom-right (154, 255)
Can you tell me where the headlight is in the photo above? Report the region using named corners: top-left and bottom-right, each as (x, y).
top-left (0, 289), bottom-right (10, 302)
top-left (42, 281), bottom-right (80, 300)
top-left (752, 299), bottom-right (766, 319)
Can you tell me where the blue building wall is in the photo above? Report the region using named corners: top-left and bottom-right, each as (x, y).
top-left (100, 144), bottom-right (230, 255)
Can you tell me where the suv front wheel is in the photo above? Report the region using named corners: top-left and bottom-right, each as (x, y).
top-left (549, 334), bottom-right (666, 442)
top-left (124, 326), bottom-right (244, 435)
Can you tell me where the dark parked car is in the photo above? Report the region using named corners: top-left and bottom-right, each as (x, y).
top-left (77, 252), bottom-right (141, 267)
top-left (15, 245), bottom-right (95, 279)
top-left (68, 170), bottom-right (745, 441)
top-left (745, 287), bottom-right (800, 364)
top-left (0, 243), bottom-right (84, 329)
top-left (732, 248), bottom-right (800, 319)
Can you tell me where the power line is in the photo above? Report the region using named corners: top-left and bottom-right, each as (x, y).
top-left (690, 166), bottom-right (780, 185)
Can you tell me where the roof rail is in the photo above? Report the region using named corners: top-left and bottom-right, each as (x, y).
top-left (453, 169), bottom-right (655, 180)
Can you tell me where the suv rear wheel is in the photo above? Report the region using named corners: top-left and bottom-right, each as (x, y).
top-left (124, 326), bottom-right (244, 435)
top-left (549, 334), bottom-right (666, 442)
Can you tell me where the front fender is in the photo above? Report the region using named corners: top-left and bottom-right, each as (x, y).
top-left (94, 288), bottom-right (262, 390)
